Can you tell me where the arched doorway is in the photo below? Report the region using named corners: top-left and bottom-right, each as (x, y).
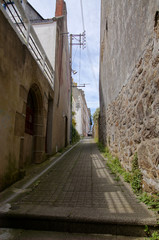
top-left (24, 84), bottom-right (44, 164)
top-left (25, 89), bottom-right (35, 136)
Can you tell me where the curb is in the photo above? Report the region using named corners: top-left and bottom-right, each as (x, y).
top-left (0, 141), bottom-right (80, 204)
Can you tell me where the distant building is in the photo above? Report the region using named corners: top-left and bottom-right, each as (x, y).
top-left (72, 86), bottom-right (91, 136)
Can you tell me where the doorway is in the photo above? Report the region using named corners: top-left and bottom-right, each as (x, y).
top-left (25, 84), bottom-right (44, 163)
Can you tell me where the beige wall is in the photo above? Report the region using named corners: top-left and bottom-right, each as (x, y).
top-left (52, 15), bottom-right (71, 152)
top-left (0, 7), bottom-right (70, 190)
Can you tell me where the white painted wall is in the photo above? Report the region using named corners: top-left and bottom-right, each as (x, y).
top-left (33, 21), bottom-right (56, 69)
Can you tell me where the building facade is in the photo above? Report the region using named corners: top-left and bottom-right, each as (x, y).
top-left (0, 0), bottom-right (70, 191)
top-left (72, 87), bottom-right (90, 136)
top-left (99, 0), bottom-right (159, 192)
top-left (26, 0), bottom-right (71, 151)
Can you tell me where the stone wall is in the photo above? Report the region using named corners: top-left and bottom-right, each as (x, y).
top-left (106, 28), bottom-right (159, 193)
top-left (100, 0), bottom-right (159, 193)
top-left (100, 0), bottom-right (159, 107)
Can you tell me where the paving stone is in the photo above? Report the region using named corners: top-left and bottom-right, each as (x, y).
top-left (0, 139), bottom-right (158, 236)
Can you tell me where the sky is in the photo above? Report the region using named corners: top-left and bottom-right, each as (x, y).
top-left (28, 0), bottom-right (101, 116)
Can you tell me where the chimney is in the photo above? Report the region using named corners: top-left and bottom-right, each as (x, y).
top-left (55, 0), bottom-right (64, 17)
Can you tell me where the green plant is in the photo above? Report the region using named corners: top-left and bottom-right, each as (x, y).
top-left (139, 192), bottom-right (159, 212)
top-left (150, 231), bottom-right (159, 240)
top-left (72, 111), bottom-right (76, 127)
top-left (93, 108), bottom-right (100, 125)
top-left (97, 141), bottom-right (159, 235)
top-left (123, 171), bottom-right (132, 183)
top-left (131, 153), bottom-right (142, 194)
top-left (132, 152), bottom-right (138, 172)
top-left (72, 125), bottom-right (80, 143)
top-left (97, 142), bottom-right (106, 153)
top-left (33, 180), bottom-right (41, 188)
top-left (144, 225), bottom-right (151, 237)
top-left (106, 155), bottom-right (124, 176)
top-left (97, 143), bottom-right (143, 193)
top-left (105, 150), bottom-right (125, 182)
top-left (114, 175), bottom-right (120, 182)
top-left (145, 226), bottom-right (159, 240)
top-left (139, 192), bottom-right (149, 203)
top-left (131, 169), bottom-right (142, 194)
top-left (72, 111), bottom-right (80, 143)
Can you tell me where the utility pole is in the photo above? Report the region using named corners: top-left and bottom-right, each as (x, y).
top-left (69, 31), bottom-right (86, 144)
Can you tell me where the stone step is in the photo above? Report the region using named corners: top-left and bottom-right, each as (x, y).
top-left (0, 228), bottom-right (146, 240)
top-left (0, 211), bottom-right (158, 237)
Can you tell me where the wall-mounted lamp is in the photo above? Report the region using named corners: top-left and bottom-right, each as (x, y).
top-left (72, 69), bottom-right (77, 75)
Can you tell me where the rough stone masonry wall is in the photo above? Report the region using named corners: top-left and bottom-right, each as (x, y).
top-left (106, 19), bottom-right (159, 193)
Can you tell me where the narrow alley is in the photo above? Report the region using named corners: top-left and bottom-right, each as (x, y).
top-left (0, 139), bottom-right (157, 239)
top-left (1, 0), bottom-right (159, 239)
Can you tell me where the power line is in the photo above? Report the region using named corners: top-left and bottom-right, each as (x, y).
top-left (79, 45), bottom-right (81, 85)
top-left (79, 1), bottom-right (97, 88)
top-left (72, 45), bottom-right (78, 63)
top-left (80, 0), bottom-right (85, 31)
top-left (86, 45), bottom-right (98, 88)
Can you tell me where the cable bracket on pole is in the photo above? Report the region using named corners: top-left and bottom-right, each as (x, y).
top-left (70, 31), bottom-right (86, 49)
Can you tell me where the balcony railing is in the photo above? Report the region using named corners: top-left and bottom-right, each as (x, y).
top-left (0, 0), bottom-right (54, 89)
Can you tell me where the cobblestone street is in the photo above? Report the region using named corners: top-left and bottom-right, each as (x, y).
top-left (0, 138), bottom-right (158, 238)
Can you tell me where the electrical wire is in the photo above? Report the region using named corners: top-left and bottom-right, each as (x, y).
top-left (80, 0), bottom-right (85, 31)
top-left (72, 45), bottom-right (78, 63)
top-left (79, 45), bottom-right (81, 85)
top-left (79, 0), bottom-right (98, 88)
top-left (86, 45), bottom-right (98, 88)
top-left (79, 0), bottom-right (97, 87)
top-left (79, 0), bottom-right (85, 86)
